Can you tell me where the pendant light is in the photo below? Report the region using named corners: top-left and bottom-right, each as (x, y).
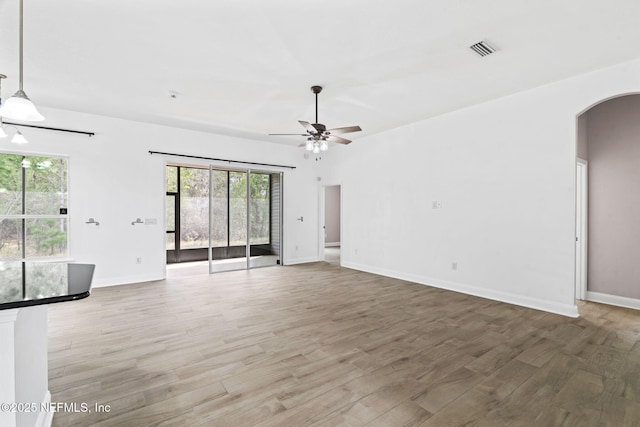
top-left (0, 75), bottom-right (29, 143)
top-left (11, 129), bottom-right (28, 144)
top-left (0, 0), bottom-right (44, 122)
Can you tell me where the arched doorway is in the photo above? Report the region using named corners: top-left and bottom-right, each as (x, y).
top-left (576, 94), bottom-right (640, 310)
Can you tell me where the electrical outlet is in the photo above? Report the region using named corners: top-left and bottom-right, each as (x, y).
top-left (295, 245), bottom-right (299, 251)
top-left (136, 257), bottom-right (142, 264)
top-left (452, 262), bottom-right (457, 271)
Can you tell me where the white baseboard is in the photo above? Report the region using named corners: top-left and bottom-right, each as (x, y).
top-left (35, 390), bottom-right (53, 427)
top-left (587, 291), bottom-right (640, 311)
top-left (324, 242), bottom-right (340, 247)
top-left (285, 256), bottom-right (320, 265)
top-left (342, 261), bottom-right (579, 318)
top-left (92, 274), bottom-right (165, 288)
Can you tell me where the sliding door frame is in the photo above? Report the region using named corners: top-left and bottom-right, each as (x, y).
top-left (206, 165), bottom-right (284, 273)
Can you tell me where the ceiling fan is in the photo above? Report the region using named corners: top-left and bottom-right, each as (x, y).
top-left (269, 85), bottom-right (362, 154)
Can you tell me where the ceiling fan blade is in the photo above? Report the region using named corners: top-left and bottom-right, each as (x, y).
top-left (326, 125), bottom-right (362, 135)
top-left (327, 135), bottom-right (352, 145)
top-left (298, 120), bottom-right (318, 134)
top-left (269, 133), bottom-right (309, 136)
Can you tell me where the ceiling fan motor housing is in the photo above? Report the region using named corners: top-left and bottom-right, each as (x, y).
top-left (312, 123), bottom-right (326, 133)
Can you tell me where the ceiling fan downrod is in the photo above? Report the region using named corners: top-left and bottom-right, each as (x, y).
top-left (311, 85), bottom-right (322, 124)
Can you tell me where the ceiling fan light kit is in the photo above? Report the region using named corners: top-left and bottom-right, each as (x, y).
top-left (269, 85), bottom-right (362, 159)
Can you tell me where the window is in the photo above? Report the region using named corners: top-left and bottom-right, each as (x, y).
top-left (249, 173), bottom-right (270, 245)
top-left (0, 154), bottom-right (69, 259)
top-left (179, 167), bottom-right (209, 249)
top-left (166, 165), bottom-right (271, 251)
top-left (229, 171), bottom-right (247, 245)
top-left (0, 153), bottom-right (69, 300)
top-left (210, 169), bottom-right (228, 247)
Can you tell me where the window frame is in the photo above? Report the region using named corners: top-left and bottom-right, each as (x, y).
top-left (166, 164), bottom-right (272, 254)
top-left (0, 151), bottom-right (70, 300)
top-left (0, 151), bottom-right (70, 262)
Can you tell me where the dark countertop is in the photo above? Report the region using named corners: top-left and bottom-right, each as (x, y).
top-left (0, 262), bottom-right (95, 311)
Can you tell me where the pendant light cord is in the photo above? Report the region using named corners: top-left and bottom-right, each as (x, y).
top-left (19, 0), bottom-right (24, 91)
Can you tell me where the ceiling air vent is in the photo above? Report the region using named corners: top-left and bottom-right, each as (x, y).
top-left (470, 41), bottom-right (496, 57)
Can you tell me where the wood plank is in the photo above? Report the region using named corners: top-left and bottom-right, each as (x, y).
top-left (45, 262), bottom-right (640, 426)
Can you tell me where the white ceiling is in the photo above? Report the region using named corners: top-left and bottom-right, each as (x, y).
top-left (1, 0), bottom-right (639, 146)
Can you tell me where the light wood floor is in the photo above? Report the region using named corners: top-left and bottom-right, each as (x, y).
top-left (48, 261), bottom-right (640, 426)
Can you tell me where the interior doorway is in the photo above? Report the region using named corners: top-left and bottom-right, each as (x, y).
top-left (575, 94), bottom-right (640, 310)
top-left (322, 185), bottom-right (341, 265)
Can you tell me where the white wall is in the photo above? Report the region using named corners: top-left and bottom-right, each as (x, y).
top-left (322, 58), bottom-right (640, 317)
top-left (1, 109), bottom-right (322, 287)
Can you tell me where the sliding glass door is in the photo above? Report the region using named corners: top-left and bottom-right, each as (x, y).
top-left (208, 169), bottom-right (248, 272)
top-left (165, 164), bottom-right (282, 273)
top-left (209, 167), bottom-right (282, 272)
